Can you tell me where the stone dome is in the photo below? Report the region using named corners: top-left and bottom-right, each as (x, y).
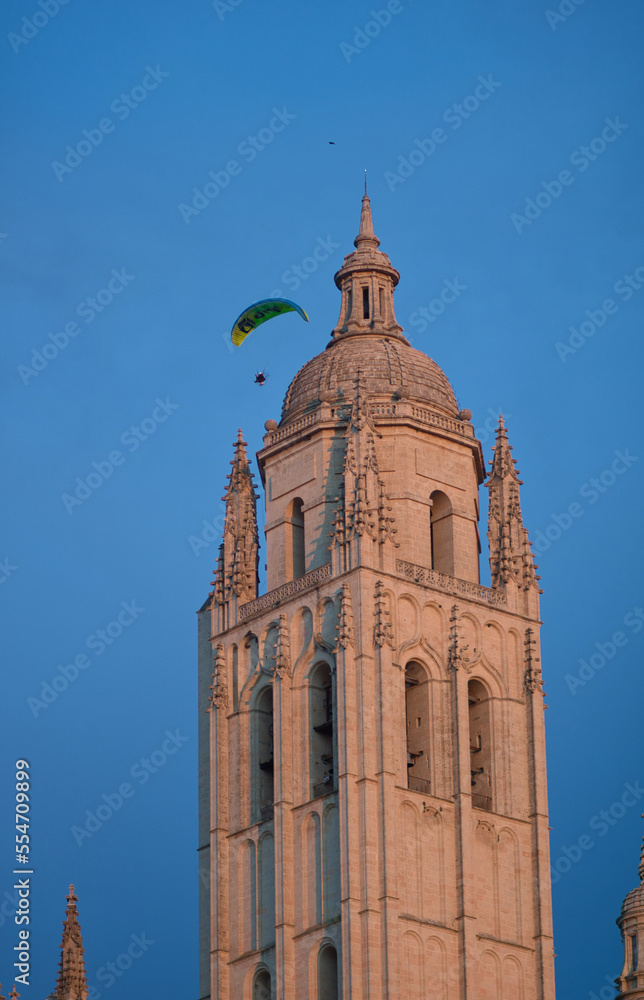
top-left (622, 884), bottom-right (644, 914)
top-left (281, 334), bottom-right (458, 423)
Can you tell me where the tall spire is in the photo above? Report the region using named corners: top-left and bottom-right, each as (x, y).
top-left (331, 189), bottom-right (405, 342)
top-left (52, 885), bottom-right (88, 1000)
top-left (486, 417), bottom-right (539, 599)
top-left (213, 429), bottom-right (259, 610)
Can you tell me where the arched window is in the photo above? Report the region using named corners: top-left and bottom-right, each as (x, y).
top-left (430, 490), bottom-right (454, 575)
top-left (322, 805), bottom-right (341, 922)
top-left (232, 644), bottom-right (239, 712)
top-left (468, 679), bottom-right (493, 811)
top-left (345, 286), bottom-right (353, 322)
top-left (303, 812), bottom-right (322, 928)
top-left (405, 661), bottom-right (431, 795)
top-left (255, 687), bottom-right (274, 821)
top-left (310, 662), bottom-right (334, 798)
top-left (287, 498), bottom-right (305, 580)
top-left (318, 943), bottom-right (339, 1000)
top-left (253, 968), bottom-right (272, 1000)
top-left (240, 840), bottom-right (257, 953)
top-left (258, 833), bottom-right (275, 947)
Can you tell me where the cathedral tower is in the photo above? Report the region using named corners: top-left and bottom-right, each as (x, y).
top-left (616, 819), bottom-right (644, 997)
top-left (198, 196), bottom-right (556, 999)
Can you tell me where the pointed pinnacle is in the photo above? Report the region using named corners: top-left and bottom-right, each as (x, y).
top-left (354, 193), bottom-right (380, 250)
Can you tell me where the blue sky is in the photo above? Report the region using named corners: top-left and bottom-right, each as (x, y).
top-left (2, 0), bottom-right (643, 995)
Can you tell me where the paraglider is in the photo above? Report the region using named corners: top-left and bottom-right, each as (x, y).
top-left (254, 371), bottom-right (268, 386)
top-left (230, 297), bottom-right (308, 348)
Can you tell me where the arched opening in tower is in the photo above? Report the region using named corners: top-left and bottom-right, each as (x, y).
top-left (310, 661), bottom-right (334, 798)
top-left (468, 679), bottom-right (493, 811)
top-left (287, 497), bottom-right (305, 580)
top-left (405, 661), bottom-right (431, 795)
top-left (318, 942), bottom-right (339, 1000)
top-left (255, 686), bottom-right (274, 820)
top-left (430, 490), bottom-right (454, 576)
top-left (252, 968), bottom-right (272, 999)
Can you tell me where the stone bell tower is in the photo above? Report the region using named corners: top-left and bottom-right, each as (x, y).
top-left (198, 194), bottom-right (556, 999)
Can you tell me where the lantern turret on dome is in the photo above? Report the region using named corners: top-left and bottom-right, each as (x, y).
top-left (331, 188), bottom-right (405, 343)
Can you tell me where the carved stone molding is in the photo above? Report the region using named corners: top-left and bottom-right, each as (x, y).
top-left (396, 559), bottom-right (507, 607)
top-left (239, 563), bottom-right (332, 620)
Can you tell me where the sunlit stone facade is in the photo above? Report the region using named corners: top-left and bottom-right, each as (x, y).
top-left (198, 196), bottom-right (556, 999)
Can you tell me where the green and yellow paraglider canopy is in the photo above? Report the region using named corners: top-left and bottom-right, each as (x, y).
top-left (231, 298), bottom-right (309, 347)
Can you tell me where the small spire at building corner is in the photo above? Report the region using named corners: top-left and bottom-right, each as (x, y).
top-left (52, 884), bottom-right (88, 1000)
top-left (487, 416), bottom-right (538, 596)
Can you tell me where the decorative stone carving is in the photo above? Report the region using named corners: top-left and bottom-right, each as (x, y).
top-left (239, 563), bottom-right (332, 620)
top-left (448, 605), bottom-right (470, 672)
top-left (396, 559), bottom-right (507, 607)
top-left (210, 643), bottom-right (228, 709)
top-left (487, 416), bottom-right (540, 594)
top-left (374, 580), bottom-right (395, 649)
top-left (524, 627), bottom-right (543, 695)
top-left (331, 374), bottom-right (398, 552)
top-left (338, 583), bottom-right (354, 648)
top-left (275, 614), bottom-right (291, 678)
top-left (213, 430), bottom-right (259, 606)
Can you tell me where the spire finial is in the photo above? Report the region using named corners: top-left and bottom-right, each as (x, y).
top-left (364, 169), bottom-right (367, 195)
